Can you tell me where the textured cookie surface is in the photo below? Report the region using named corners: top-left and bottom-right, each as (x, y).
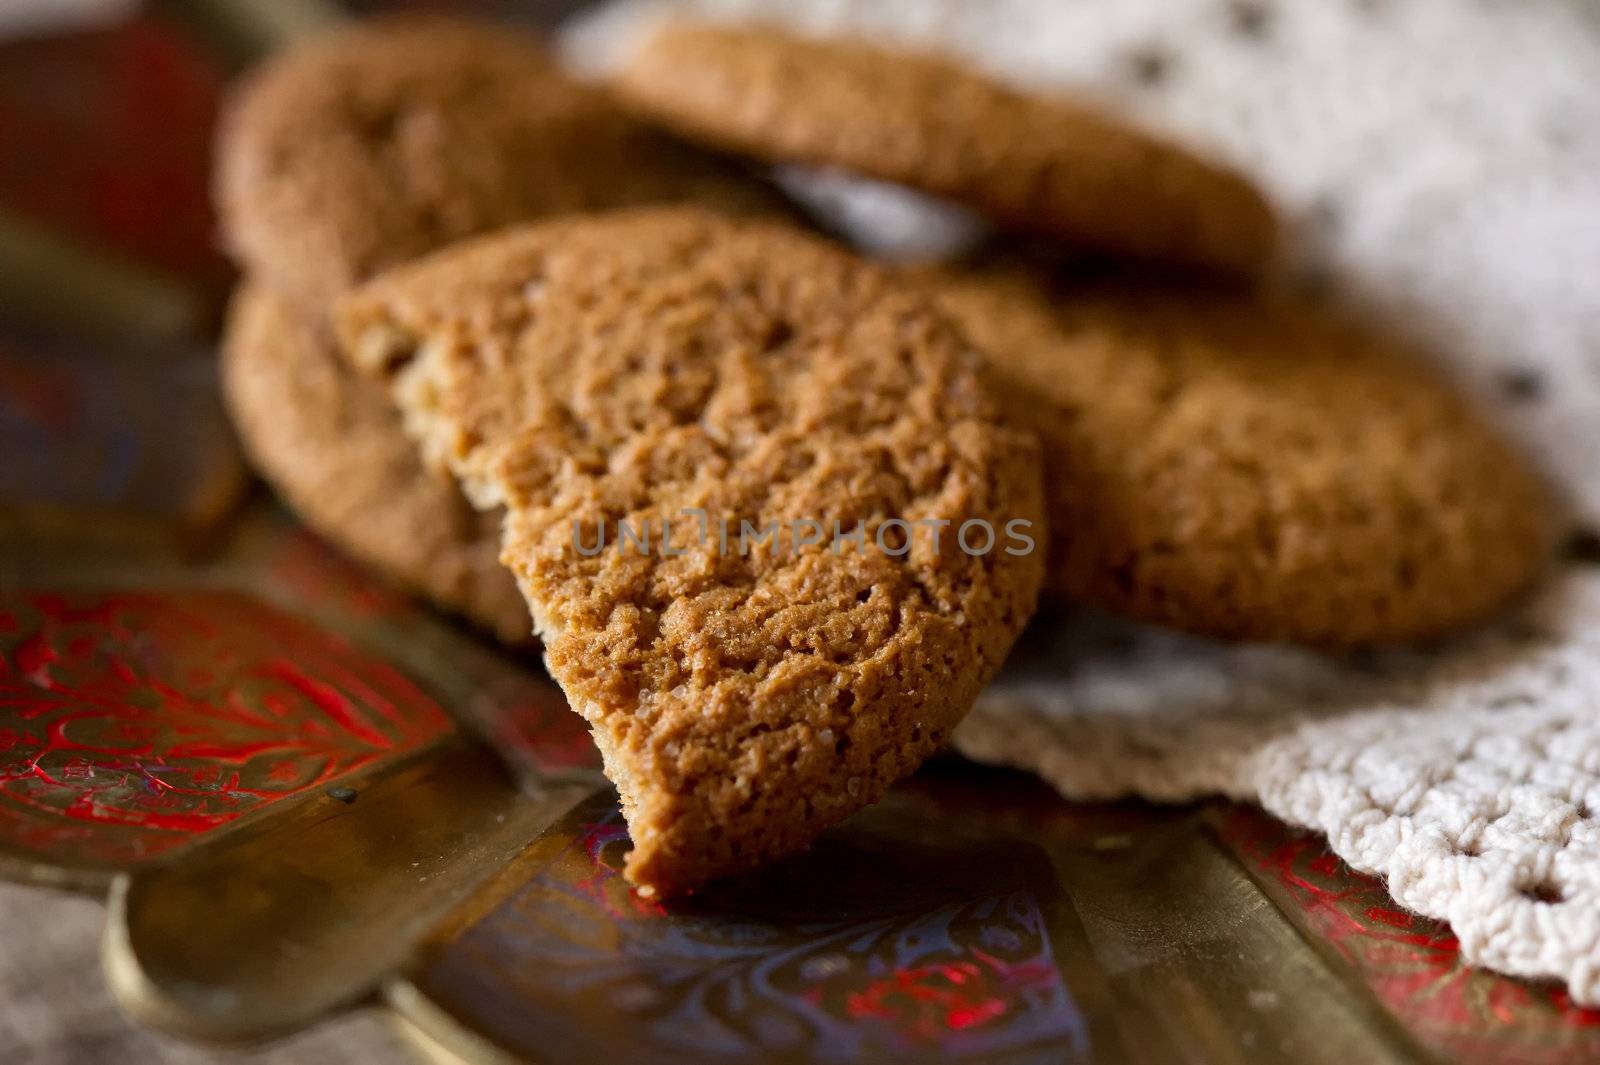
top-left (221, 284), bottom-right (529, 642)
top-left (216, 16), bottom-right (777, 313)
top-left (613, 23), bottom-right (1276, 275)
top-left (338, 208), bottom-right (1044, 895)
top-left (929, 266), bottom-right (1552, 646)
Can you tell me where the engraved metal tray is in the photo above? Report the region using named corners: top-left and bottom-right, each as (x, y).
top-left (1, 4), bottom-right (1596, 1063)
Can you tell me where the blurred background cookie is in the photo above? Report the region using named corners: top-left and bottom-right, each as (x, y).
top-left (214, 15), bottom-right (783, 314)
top-left (612, 22), bottom-right (1277, 275)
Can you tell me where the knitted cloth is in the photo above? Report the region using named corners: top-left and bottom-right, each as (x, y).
top-left (565, 0), bottom-right (1600, 1002)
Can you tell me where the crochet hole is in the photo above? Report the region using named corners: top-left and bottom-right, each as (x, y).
top-left (1497, 368), bottom-right (1545, 402)
top-left (1229, 1), bottom-right (1272, 40)
top-left (1126, 47), bottom-right (1173, 87)
top-left (1520, 881), bottom-right (1566, 905)
top-left (1563, 526), bottom-right (1600, 566)
top-left (1454, 839), bottom-right (1484, 858)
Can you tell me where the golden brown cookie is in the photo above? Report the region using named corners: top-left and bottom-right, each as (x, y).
top-left (927, 265), bottom-right (1553, 646)
top-left (215, 16), bottom-right (780, 313)
top-left (612, 22), bottom-right (1277, 276)
top-left (221, 283), bottom-right (530, 642)
top-left (337, 208), bottom-right (1045, 896)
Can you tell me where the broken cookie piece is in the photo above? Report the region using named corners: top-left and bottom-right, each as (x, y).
top-left (336, 207), bottom-right (1044, 896)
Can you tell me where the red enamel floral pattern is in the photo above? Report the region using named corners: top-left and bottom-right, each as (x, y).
top-left (0, 590), bottom-right (452, 870)
top-left (1219, 806), bottom-right (1600, 1064)
top-left (409, 794), bottom-right (1085, 1063)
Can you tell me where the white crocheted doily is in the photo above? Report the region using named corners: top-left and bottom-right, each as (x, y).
top-left (565, 0), bottom-right (1600, 1002)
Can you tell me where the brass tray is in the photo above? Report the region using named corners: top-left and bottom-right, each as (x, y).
top-left (2, 4), bottom-right (1597, 1063)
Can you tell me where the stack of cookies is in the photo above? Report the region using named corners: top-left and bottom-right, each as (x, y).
top-left (216, 17), bottom-right (1552, 897)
